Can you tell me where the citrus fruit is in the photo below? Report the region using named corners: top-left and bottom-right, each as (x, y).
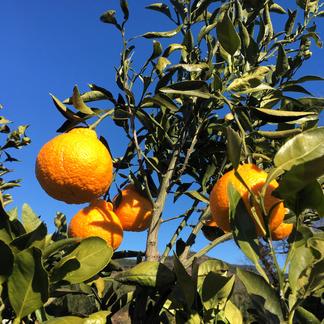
top-left (113, 184), bottom-right (153, 232)
top-left (271, 223), bottom-right (293, 241)
top-left (209, 164), bottom-right (285, 235)
top-left (35, 128), bottom-right (113, 204)
top-left (68, 199), bottom-right (123, 250)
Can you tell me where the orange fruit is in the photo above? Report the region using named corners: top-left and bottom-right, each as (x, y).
top-left (271, 223), bottom-right (293, 241)
top-left (35, 128), bottom-right (113, 204)
top-left (68, 199), bottom-right (123, 250)
top-left (113, 184), bottom-right (153, 232)
top-left (209, 164), bottom-right (285, 235)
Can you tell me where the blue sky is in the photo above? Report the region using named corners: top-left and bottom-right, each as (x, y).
top-left (0, 1), bottom-right (323, 265)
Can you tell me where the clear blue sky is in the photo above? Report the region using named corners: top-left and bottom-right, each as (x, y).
top-left (0, 1), bottom-right (323, 265)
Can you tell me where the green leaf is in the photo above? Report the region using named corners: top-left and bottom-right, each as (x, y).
top-left (198, 22), bottom-right (218, 43)
top-left (44, 316), bottom-right (84, 324)
top-left (72, 86), bottom-right (95, 115)
top-left (272, 127), bottom-right (324, 178)
top-left (252, 108), bottom-right (317, 123)
top-left (185, 190), bottom-right (209, 204)
top-left (289, 245), bottom-right (315, 295)
top-left (173, 255), bottom-right (196, 309)
top-left (224, 300), bottom-right (243, 324)
top-left (8, 248), bottom-right (48, 320)
top-left (155, 56), bottom-right (171, 74)
top-left (276, 167), bottom-right (324, 215)
top-left (159, 80), bottom-right (211, 99)
top-left (285, 75), bottom-right (324, 85)
top-left (52, 237), bottom-right (113, 284)
top-left (228, 183), bottom-right (269, 281)
top-left (63, 90), bottom-right (109, 104)
top-left (148, 40), bottom-right (163, 61)
top-left (237, 268), bottom-right (284, 322)
top-left (270, 3), bottom-right (286, 14)
top-left (50, 94), bottom-right (85, 121)
top-left (216, 12), bottom-right (241, 56)
top-left (21, 203), bottom-right (41, 233)
top-left (100, 10), bottom-right (121, 29)
top-left (120, 0), bottom-right (129, 21)
top-left (145, 3), bottom-right (172, 20)
top-left (168, 63), bottom-right (210, 73)
top-left (42, 237), bottom-right (80, 259)
top-left (141, 94), bottom-right (178, 111)
top-left (114, 261), bottom-right (176, 289)
top-left (141, 25), bottom-right (182, 39)
top-left (10, 222), bottom-right (47, 251)
top-left (275, 44), bottom-right (289, 77)
top-left (294, 306), bottom-right (320, 324)
top-left (201, 273), bottom-right (235, 311)
top-left (282, 84), bottom-right (313, 96)
top-left (197, 258), bottom-right (229, 296)
top-left (0, 239), bottom-right (14, 283)
top-left (227, 66), bottom-right (271, 93)
top-left (163, 43), bottom-right (186, 57)
top-left (226, 127), bottom-right (242, 169)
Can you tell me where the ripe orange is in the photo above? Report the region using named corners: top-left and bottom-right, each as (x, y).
top-left (113, 184), bottom-right (153, 232)
top-left (271, 223), bottom-right (293, 241)
top-left (68, 199), bottom-right (123, 250)
top-left (209, 164), bottom-right (285, 235)
top-left (35, 128), bottom-right (113, 204)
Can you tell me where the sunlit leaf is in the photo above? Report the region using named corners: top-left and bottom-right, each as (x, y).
top-left (8, 248), bottom-right (48, 320)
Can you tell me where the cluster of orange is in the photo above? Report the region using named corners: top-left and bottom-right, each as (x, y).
top-left (207, 164), bottom-right (293, 241)
top-left (36, 129), bottom-right (292, 252)
top-left (35, 128), bottom-right (153, 250)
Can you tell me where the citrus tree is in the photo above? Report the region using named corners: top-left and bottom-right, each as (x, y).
top-left (1, 0), bottom-right (324, 323)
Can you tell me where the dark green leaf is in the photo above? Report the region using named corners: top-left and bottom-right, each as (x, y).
top-left (44, 316), bottom-right (84, 324)
top-left (50, 94), bottom-right (85, 121)
top-left (100, 10), bottom-right (121, 29)
top-left (159, 80), bottom-right (211, 99)
top-left (294, 306), bottom-right (320, 324)
top-left (282, 84), bottom-right (313, 96)
top-left (201, 273), bottom-right (235, 310)
top-left (237, 268), bottom-right (284, 322)
top-left (72, 86), bottom-right (95, 115)
top-left (163, 43), bottom-right (186, 57)
top-left (226, 127), bottom-right (242, 169)
top-left (275, 44), bottom-right (289, 77)
top-left (8, 248), bottom-right (48, 320)
top-left (285, 9), bottom-right (297, 35)
top-left (43, 238), bottom-right (80, 259)
top-left (185, 191), bottom-right (209, 203)
top-left (270, 3), bottom-right (286, 14)
top-left (21, 203), bottom-right (41, 233)
top-left (10, 222), bottom-right (47, 251)
top-left (120, 0), bottom-right (129, 21)
top-left (252, 107), bottom-right (317, 123)
top-left (63, 90), bottom-right (109, 104)
top-left (145, 3), bottom-right (172, 20)
top-left (114, 261), bottom-right (176, 289)
top-left (173, 255), bottom-right (196, 309)
top-left (227, 183), bottom-right (268, 281)
top-left (0, 239), bottom-right (14, 283)
top-left (141, 94), bottom-right (178, 111)
top-left (141, 25), bottom-right (182, 39)
top-left (216, 12), bottom-right (241, 55)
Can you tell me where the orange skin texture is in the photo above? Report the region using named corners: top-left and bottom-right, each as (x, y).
top-left (35, 128), bottom-right (113, 204)
top-left (68, 199), bottom-right (123, 250)
top-left (209, 164), bottom-right (285, 235)
top-left (271, 223), bottom-right (293, 241)
top-left (113, 185), bottom-right (153, 232)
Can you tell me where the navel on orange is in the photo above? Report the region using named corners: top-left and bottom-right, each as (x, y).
top-left (68, 199), bottom-right (123, 250)
top-left (35, 128), bottom-right (113, 204)
top-left (209, 164), bottom-right (285, 235)
top-left (113, 184), bottom-right (153, 232)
